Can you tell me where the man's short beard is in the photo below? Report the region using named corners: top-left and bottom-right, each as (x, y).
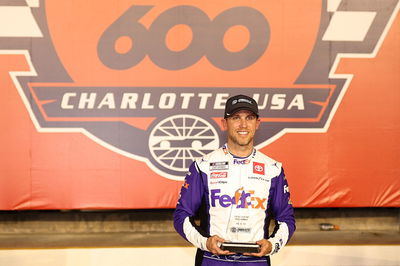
top-left (229, 135), bottom-right (253, 147)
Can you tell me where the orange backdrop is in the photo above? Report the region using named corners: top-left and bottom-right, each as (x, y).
top-left (0, 0), bottom-right (399, 209)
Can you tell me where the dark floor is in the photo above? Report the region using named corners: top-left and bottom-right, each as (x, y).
top-left (0, 208), bottom-right (398, 249)
top-left (0, 230), bottom-right (399, 249)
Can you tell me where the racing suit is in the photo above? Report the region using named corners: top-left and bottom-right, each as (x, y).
top-left (173, 145), bottom-right (296, 265)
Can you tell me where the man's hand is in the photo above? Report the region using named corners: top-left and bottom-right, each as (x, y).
top-left (206, 235), bottom-right (233, 255)
top-left (243, 239), bottom-right (272, 257)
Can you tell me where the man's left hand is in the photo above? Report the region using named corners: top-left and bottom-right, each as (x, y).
top-left (243, 239), bottom-right (272, 257)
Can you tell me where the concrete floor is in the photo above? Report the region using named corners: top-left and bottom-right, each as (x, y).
top-left (1, 246), bottom-right (399, 266)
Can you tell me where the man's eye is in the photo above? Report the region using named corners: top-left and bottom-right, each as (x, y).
top-left (247, 116), bottom-right (256, 120)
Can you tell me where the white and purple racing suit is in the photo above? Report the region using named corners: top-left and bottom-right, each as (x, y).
top-left (173, 145), bottom-right (295, 265)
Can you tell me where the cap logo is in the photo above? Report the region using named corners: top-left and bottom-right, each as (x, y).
top-left (236, 99), bottom-right (252, 105)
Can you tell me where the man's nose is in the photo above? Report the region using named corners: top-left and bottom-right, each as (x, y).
top-left (239, 118), bottom-right (248, 127)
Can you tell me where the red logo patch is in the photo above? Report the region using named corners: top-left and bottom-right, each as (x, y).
top-left (210, 172), bottom-right (228, 179)
top-left (253, 162), bottom-right (265, 175)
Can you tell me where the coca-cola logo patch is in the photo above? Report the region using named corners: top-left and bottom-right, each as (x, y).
top-left (210, 172), bottom-right (228, 179)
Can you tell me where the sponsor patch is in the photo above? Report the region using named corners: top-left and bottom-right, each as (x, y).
top-left (210, 180), bottom-right (228, 185)
top-left (253, 162), bottom-right (265, 175)
top-left (248, 176), bottom-right (270, 182)
top-left (210, 161), bottom-right (229, 171)
top-left (211, 188), bottom-right (267, 209)
top-left (233, 158), bottom-right (251, 165)
top-left (230, 227), bottom-right (251, 233)
top-left (210, 172), bottom-right (228, 179)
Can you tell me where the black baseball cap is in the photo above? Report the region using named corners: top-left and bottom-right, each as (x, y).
top-left (224, 94), bottom-right (259, 119)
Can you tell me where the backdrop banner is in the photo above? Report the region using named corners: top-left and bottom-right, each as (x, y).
top-left (0, 0), bottom-right (399, 209)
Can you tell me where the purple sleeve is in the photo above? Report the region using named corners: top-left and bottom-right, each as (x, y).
top-left (173, 161), bottom-right (205, 241)
top-left (270, 167), bottom-right (296, 240)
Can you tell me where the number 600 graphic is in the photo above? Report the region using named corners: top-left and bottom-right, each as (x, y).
top-left (98, 5), bottom-right (270, 71)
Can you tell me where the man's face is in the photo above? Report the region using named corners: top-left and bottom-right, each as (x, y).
top-left (222, 110), bottom-right (261, 148)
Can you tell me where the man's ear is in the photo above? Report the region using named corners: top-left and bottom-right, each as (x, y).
top-left (256, 118), bottom-right (261, 130)
top-left (221, 118), bottom-right (227, 130)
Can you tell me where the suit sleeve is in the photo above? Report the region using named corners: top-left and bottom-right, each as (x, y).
top-left (173, 161), bottom-right (209, 251)
top-left (267, 167), bottom-right (296, 255)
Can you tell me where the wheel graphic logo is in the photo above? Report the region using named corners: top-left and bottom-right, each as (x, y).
top-left (149, 115), bottom-right (219, 175)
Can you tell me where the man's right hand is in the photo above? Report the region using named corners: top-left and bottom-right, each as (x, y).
top-left (206, 235), bottom-right (233, 255)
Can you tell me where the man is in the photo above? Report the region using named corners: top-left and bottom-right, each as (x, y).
top-left (174, 94), bottom-right (295, 265)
